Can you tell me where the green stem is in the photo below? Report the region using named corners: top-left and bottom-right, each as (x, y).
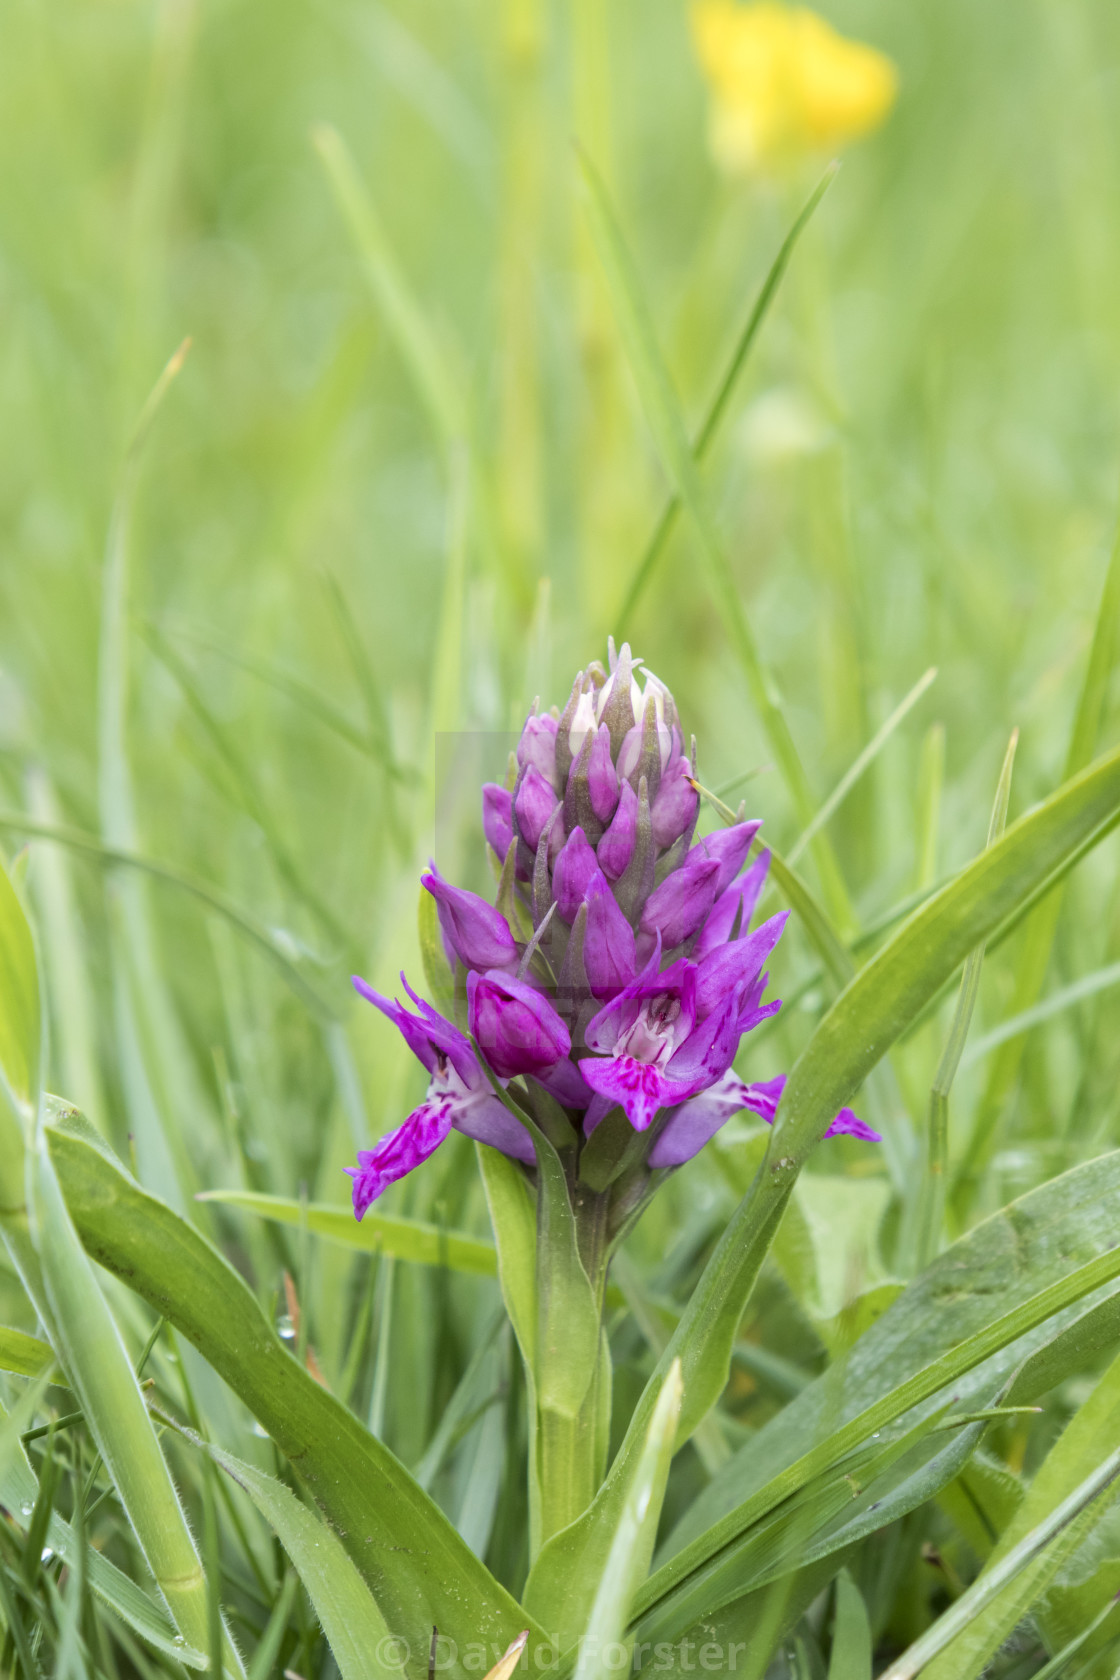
top-left (536, 1188), bottom-right (612, 1546)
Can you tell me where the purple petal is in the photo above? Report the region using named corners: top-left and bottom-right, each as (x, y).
top-left (345, 1099), bottom-right (453, 1218)
top-left (648, 1074), bottom-right (752, 1167)
top-left (597, 779), bottom-right (638, 881)
top-left (587, 724), bottom-right (620, 824)
top-left (582, 870), bottom-right (638, 999)
top-left (422, 868), bottom-right (519, 973)
top-left (638, 854), bottom-right (720, 949)
top-left (825, 1108), bottom-right (882, 1142)
top-left (580, 1053), bottom-right (695, 1132)
top-left (514, 766), bottom-right (560, 853)
top-left (352, 973), bottom-right (478, 1087)
top-left (693, 913), bottom-right (789, 1019)
top-left (553, 826), bottom-right (599, 922)
top-left (451, 1095), bottom-right (536, 1163)
top-left (482, 784), bottom-right (514, 860)
top-left (533, 1055), bottom-right (592, 1110)
top-left (688, 822), bottom-right (762, 895)
top-left (467, 969), bottom-right (571, 1080)
top-left (692, 849), bottom-right (772, 958)
top-left (582, 936), bottom-right (667, 1056)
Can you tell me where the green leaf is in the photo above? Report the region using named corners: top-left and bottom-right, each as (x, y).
top-left (27, 1128), bottom-right (241, 1673)
top-left (921, 1346), bottom-right (1120, 1679)
top-left (569, 1362), bottom-right (682, 1680)
top-left (188, 1431), bottom-right (407, 1680)
top-left (47, 1107), bottom-right (545, 1680)
top-left (880, 1445), bottom-right (1120, 1680)
top-left (637, 1151), bottom-right (1120, 1644)
top-left (0, 1323), bottom-right (54, 1379)
top-left (0, 847), bottom-right (40, 1119)
top-left (827, 1574), bottom-right (872, 1680)
top-left (198, 1189), bottom-right (498, 1276)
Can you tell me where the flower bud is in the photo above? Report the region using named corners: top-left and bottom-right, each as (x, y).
top-left (597, 640), bottom-right (638, 755)
top-left (689, 820), bottom-right (761, 895)
top-left (597, 778), bottom-right (638, 881)
top-left (422, 868), bottom-right (519, 972)
top-left (553, 826), bottom-right (598, 922)
top-left (691, 848), bottom-right (770, 957)
top-left (467, 970), bottom-right (571, 1079)
top-left (651, 750), bottom-right (698, 848)
top-left (517, 713), bottom-right (560, 792)
top-left (587, 724), bottom-right (620, 823)
top-left (638, 852), bottom-right (720, 950)
top-left (482, 783), bottom-right (513, 860)
top-left (581, 870), bottom-right (637, 999)
top-left (514, 765), bottom-right (560, 853)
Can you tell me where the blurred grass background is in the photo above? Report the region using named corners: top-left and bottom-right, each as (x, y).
top-left (3, 0), bottom-right (1120, 1665)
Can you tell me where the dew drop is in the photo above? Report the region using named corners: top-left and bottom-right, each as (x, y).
top-left (19, 1501), bottom-right (33, 1517)
top-left (40, 1547), bottom-right (54, 1564)
top-left (251, 1421), bottom-right (270, 1438)
top-left (277, 1314), bottom-right (296, 1341)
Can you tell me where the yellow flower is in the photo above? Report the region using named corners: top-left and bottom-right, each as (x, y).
top-left (692, 0), bottom-right (898, 173)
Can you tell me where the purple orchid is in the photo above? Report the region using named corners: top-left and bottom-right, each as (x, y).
top-left (346, 976), bottom-right (535, 1217)
top-left (347, 642), bottom-right (879, 1217)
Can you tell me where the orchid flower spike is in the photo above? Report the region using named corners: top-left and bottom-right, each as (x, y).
top-left (347, 643), bottom-right (878, 1216)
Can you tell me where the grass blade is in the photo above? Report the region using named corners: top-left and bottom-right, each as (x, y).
top-left (198, 1189), bottom-right (498, 1275)
top-left (615, 163), bottom-right (838, 629)
top-left (577, 149), bottom-right (854, 933)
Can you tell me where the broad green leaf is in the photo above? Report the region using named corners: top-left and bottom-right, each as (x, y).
top-left (0, 1322), bottom-right (54, 1378)
top-left (191, 1432), bottom-right (407, 1680)
top-left (771, 1172), bottom-right (893, 1352)
top-left (923, 1346), bottom-right (1120, 1679)
top-left (47, 1106), bottom-right (545, 1680)
top-left (198, 1189), bottom-right (498, 1276)
top-left (827, 1573), bottom-right (872, 1680)
top-left (27, 1128), bottom-right (241, 1673)
top-left (643, 1151), bottom-right (1120, 1636)
top-left (0, 849), bottom-right (39, 1120)
top-left (569, 1362), bottom-right (682, 1680)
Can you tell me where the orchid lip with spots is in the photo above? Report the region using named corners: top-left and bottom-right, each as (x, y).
top-left (347, 643), bottom-right (878, 1220)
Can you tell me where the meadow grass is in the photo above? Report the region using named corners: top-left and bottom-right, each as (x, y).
top-left (2, 0), bottom-right (1120, 1673)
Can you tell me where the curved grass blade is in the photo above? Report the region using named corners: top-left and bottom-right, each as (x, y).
top-left (173, 1424), bottom-right (407, 1680)
top-left (46, 1105), bottom-right (546, 1679)
top-left (0, 1323), bottom-right (54, 1379)
top-left (787, 666), bottom-right (938, 868)
top-left (27, 1131), bottom-right (244, 1673)
top-left (615, 163), bottom-right (838, 630)
top-left (0, 813), bottom-right (338, 1019)
top-left (198, 1189), bottom-right (498, 1276)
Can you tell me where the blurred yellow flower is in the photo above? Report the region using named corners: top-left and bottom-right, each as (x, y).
top-left (692, 1), bottom-right (898, 173)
